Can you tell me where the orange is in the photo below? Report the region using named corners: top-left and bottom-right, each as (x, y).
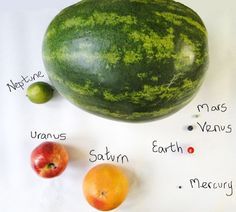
top-left (83, 163), bottom-right (129, 211)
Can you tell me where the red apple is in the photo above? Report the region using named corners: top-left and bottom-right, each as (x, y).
top-left (31, 141), bottom-right (69, 178)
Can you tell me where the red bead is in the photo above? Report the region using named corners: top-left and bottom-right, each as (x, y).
top-left (187, 147), bottom-right (195, 154)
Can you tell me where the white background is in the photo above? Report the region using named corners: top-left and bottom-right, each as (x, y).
top-left (0, 0), bottom-right (236, 211)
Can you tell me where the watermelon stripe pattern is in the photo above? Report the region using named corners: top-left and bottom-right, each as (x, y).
top-left (43, 0), bottom-right (208, 121)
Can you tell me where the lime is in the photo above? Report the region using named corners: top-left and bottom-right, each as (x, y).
top-left (26, 81), bottom-right (54, 104)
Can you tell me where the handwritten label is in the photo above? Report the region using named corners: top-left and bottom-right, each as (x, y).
top-left (197, 103), bottom-right (227, 113)
top-left (6, 71), bottom-right (44, 92)
top-left (30, 130), bottom-right (67, 141)
top-left (196, 103), bottom-right (232, 134)
top-left (152, 140), bottom-right (184, 154)
top-left (196, 121), bottom-right (232, 133)
top-left (189, 178), bottom-right (233, 197)
top-left (89, 146), bottom-right (129, 164)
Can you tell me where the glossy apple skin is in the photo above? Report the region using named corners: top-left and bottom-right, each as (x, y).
top-left (31, 141), bottom-right (69, 178)
top-left (83, 163), bottom-right (129, 211)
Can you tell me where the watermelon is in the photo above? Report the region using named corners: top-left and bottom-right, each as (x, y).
top-left (42, 0), bottom-right (208, 122)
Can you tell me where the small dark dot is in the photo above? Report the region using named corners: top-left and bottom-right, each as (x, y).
top-left (178, 186), bottom-right (182, 189)
top-left (193, 114), bottom-right (200, 118)
top-left (187, 125), bottom-right (194, 131)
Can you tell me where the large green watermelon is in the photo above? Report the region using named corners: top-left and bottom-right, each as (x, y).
top-left (43, 0), bottom-right (208, 122)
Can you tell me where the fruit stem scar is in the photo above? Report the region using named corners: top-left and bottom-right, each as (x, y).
top-left (47, 163), bottom-right (57, 169)
top-left (100, 191), bottom-right (107, 197)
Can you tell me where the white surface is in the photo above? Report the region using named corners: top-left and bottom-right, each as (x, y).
top-left (0, 0), bottom-right (236, 211)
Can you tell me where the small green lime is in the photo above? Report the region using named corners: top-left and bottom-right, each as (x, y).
top-left (26, 81), bottom-right (54, 104)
